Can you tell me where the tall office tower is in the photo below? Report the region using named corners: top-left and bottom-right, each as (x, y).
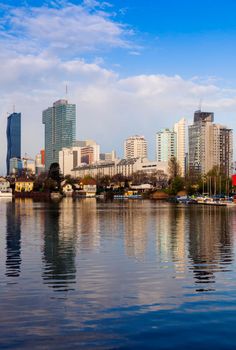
top-left (124, 135), bottom-right (148, 159)
top-left (156, 128), bottom-right (176, 162)
top-left (6, 112), bottom-right (21, 175)
top-left (42, 99), bottom-right (76, 170)
top-left (188, 110), bottom-right (233, 176)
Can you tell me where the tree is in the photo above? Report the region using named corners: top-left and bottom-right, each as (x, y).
top-left (168, 156), bottom-right (181, 180)
top-left (131, 171), bottom-right (149, 185)
top-left (169, 176), bottom-right (185, 195)
top-left (96, 175), bottom-right (111, 189)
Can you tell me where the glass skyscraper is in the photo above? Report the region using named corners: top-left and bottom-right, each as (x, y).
top-left (6, 112), bottom-right (21, 175)
top-left (42, 100), bottom-right (76, 170)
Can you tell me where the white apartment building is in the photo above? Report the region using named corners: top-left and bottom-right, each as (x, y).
top-left (174, 118), bottom-right (186, 177)
top-left (72, 158), bottom-right (169, 179)
top-left (156, 129), bottom-right (176, 162)
top-left (124, 136), bottom-right (148, 159)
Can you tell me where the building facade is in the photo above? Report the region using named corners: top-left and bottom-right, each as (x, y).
top-left (6, 112), bottom-right (21, 175)
top-left (72, 158), bottom-right (168, 179)
top-left (42, 99), bottom-right (76, 170)
top-left (174, 118), bottom-right (186, 177)
top-left (156, 128), bottom-right (176, 162)
top-left (59, 140), bottom-right (100, 176)
top-left (188, 110), bottom-right (233, 176)
top-left (124, 136), bottom-right (147, 159)
top-left (9, 157), bottom-right (23, 175)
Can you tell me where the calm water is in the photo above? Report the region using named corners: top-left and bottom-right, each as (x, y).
top-left (1, 198), bottom-right (236, 349)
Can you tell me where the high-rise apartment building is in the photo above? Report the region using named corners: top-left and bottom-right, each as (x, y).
top-left (174, 118), bottom-right (186, 177)
top-left (124, 135), bottom-right (147, 159)
top-left (156, 128), bottom-right (176, 162)
top-left (188, 110), bottom-right (233, 176)
top-left (6, 112), bottom-right (21, 175)
top-left (42, 99), bottom-right (76, 170)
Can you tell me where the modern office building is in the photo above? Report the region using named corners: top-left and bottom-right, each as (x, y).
top-left (188, 110), bottom-right (233, 176)
top-left (6, 112), bottom-right (21, 175)
top-left (124, 135), bottom-right (147, 159)
top-left (42, 99), bottom-right (76, 170)
top-left (174, 118), bottom-right (186, 177)
top-left (9, 157), bottom-right (23, 175)
top-left (156, 128), bottom-right (176, 163)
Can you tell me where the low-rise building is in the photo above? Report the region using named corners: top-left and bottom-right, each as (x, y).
top-left (60, 180), bottom-right (73, 196)
top-left (80, 178), bottom-right (97, 197)
top-left (0, 177), bottom-right (10, 191)
top-left (72, 158), bottom-right (169, 179)
top-left (15, 179), bottom-right (34, 192)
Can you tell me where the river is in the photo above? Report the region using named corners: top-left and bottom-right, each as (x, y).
top-left (0, 198), bottom-right (236, 349)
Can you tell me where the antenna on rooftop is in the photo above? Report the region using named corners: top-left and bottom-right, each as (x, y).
top-left (198, 98), bottom-right (203, 111)
top-left (13, 104), bottom-right (15, 113)
top-left (65, 84), bottom-right (68, 97)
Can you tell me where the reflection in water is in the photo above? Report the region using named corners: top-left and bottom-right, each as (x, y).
top-left (77, 199), bottom-right (100, 252)
top-left (1, 199), bottom-right (236, 349)
top-left (42, 200), bottom-right (77, 292)
top-left (5, 201), bottom-right (21, 277)
top-left (188, 207), bottom-right (233, 290)
top-left (123, 202), bottom-right (148, 259)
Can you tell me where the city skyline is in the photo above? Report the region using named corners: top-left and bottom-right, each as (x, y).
top-left (1, 0), bottom-right (236, 173)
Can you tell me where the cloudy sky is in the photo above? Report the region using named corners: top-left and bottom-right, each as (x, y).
top-left (1, 0), bottom-right (236, 174)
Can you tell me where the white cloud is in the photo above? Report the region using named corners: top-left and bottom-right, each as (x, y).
top-left (0, 1), bottom-right (235, 174)
top-left (1, 52), bottom-right (236, 174)
top-left (0, 1), bottom-right (133, 57)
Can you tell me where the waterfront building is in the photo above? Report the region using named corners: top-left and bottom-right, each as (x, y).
top-left (0, 177), bottom-right (10, 192)
top-left (42, 99), bottom-right (76, 170)
top-left (156, 128), bottom-right (176, 162)
top-left (174, 118), bottom-right (186, 177)
top-left (188, 110), bottom-right (233, 176)
top-left (72, 158), bottom-right (168, 179)
top-left (6, 112), bottom-right (21, 175)
top-left (15, 179), bottom-right (34, 192)
top-left (124, 136), bottom-right (148, 159)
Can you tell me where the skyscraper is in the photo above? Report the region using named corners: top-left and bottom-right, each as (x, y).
top-left (42, 99), bottom-right (76, 170)
top-left (156, 128), bottom-right (176, 162)
top-left (188, 110), bottom-right (233, 176)
top-left (124, 135), bottom-right (147, 159)
top-left (6, 112), bottom-right (21, 175)
top-left (174, 118), bottom-right (186, 177)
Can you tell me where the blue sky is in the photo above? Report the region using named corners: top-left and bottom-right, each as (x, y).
top-left (0, 0), bottom-right (236, 173)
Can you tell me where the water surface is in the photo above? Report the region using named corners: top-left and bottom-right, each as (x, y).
top-left (1, 198), bottom-right (236, 349)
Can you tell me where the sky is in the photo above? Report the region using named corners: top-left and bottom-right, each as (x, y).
top-left (1, 0), bottom-right (236, 174)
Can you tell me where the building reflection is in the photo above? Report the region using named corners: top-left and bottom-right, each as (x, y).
top-left (76, 199), bottom-right (100, 251)
top-left (5, 201), bottom-right (21, 277)
top-left (155, 205), bottom-right (187, 272)
top-left (123, 201), bottom-right (148, 259)
top-left (42, 199), bottom-right (77, 292)
top-left (188, 207), bottom-right (233, 290)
